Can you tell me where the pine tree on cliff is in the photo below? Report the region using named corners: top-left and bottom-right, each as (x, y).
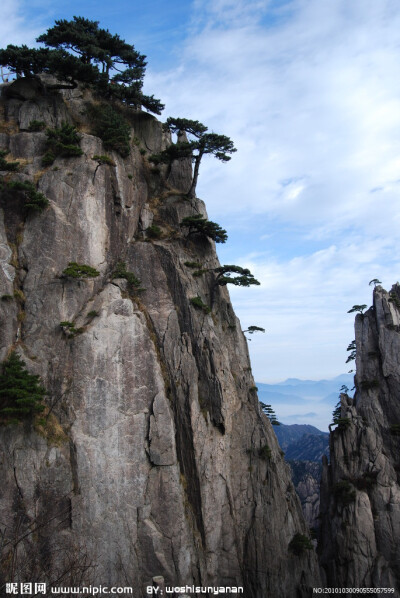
top-left (0, 17), bottom-right (164, 114)
top-left (0, 352), bottom-right (46, 423)
top-left (150, 117), bottom-right (236, 197)
top-left (180, 214), bottom-right (228, 243)
top-left (213, 265), bottom-right (260, 288)
top-left (210, 265), bottom-right (260, 305)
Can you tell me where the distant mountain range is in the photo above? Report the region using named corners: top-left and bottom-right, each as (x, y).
top-left (257, 374), bottom-right (353, 403)
top-left (256, 374), bottom-right (354, 430)
top-left (274, 424), bottom-right (329, 461)
top-left (274, 423), bottom-right (326, 451)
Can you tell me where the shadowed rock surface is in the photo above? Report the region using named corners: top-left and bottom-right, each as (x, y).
top-left (0, 78), bottom-right (320, 597)
top-left (275, 424), bottom-right (328, 453)
top-left (274, 425), bottom-right (328, 529)
top-left (284, 432), bottom-right (329, 462)
top-left (319, 285), bottom-right (400, 592)
top-left (288, 461), bottom-right (322, 530)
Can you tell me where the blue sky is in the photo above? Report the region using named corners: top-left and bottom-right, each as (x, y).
top-left (3, 0), bottom-right (400, 390)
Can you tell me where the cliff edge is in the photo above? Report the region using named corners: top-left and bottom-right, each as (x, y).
top-left (319, 285), bottom-right (400, 591)
top-left (0, 78), bottom-right (319, 596)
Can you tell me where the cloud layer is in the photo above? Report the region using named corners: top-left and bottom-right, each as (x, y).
top-left (146, 0), bottom-right (400, 386)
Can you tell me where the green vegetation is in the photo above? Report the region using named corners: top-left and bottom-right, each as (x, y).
top-left (243, 325), bottom-right (265, 334)
top-left (330, 397), bottom-right (353, 431)
top-left (258, 444), bottom-right (272, 460)
top-left (88, 104), bottom-right (131, 157)
top-left (1, 294), bottom-right (13, 301)
top-left (388, 292), bottom-right (400, 309)
top-left (288, 533), bottom-right (313, 556)
top-left (0, 16), bottom-right (163, 114)
top-left (180, 215), bottom-right (228, 243)
top-left (337, 417), bottom-right (351, 431)
top-left (92, 154), bottom-right (116, 166)
top-left (60, 321), bottom-right (85, 337)
top-left (347, 304), bottom-right (367, 315)
top-left (346, 340), bottom-right (356, 363)
top-left (0, 352), bottom-right (46, 423)
top-left (260, 402), bottom-right (280, 425)
top-left (332, 480), bottom-right (356, 506)
top-left (192, 269), bottom-right (208, 277)
top-left (42, 152), bottom-right (56, 166)
top-left (13, 289), bottom-right (25, 302)
top-left (28, 120), bottom-right (46, 131)
top-left (86, 310), bottom-right (99, 319)
top-left (213, 265), bottom-right (260, 288)
top-left (184, 261), bottom-right (202, 268)
top-left (189, 296), bottom-right (211, 314)
top-left (146, 224), bottom-right (162, 239)
top-left (112, 261), bottom-right (143, 292)
top-left (0, 150), bottom-right (19, 171)
top-left (60, 320), bottom-right (85, 338)
top-left (61, 262), bottom-right (100, 279)
top-left (151, 118), bottom-right (236, 197)
top-left (0, 179), bottom-right (49, 213)
top-left (369, 278), bottom-right (381, 287)
top-left (42, 123), bottom-right (83, 165)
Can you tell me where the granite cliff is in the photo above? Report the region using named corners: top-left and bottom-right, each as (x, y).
top-left (0, 78), bottom-right (319, 596)
top-left (274, 425), bottom-right (329, 530)
top-left (319, 285), bottom-right (400, 591)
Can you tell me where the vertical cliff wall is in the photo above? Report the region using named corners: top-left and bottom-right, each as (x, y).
top-left (0, 78), bottom-right (320, 596)
top-left (319, 285), bottom-right (400, 590)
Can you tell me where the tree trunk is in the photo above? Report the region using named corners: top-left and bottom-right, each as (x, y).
top-left (188, 152), bottom-right (202, 198)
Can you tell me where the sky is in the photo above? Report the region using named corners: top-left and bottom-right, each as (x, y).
top-left (2, 0), bottom-right (400, 392)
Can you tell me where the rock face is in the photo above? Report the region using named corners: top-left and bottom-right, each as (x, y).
top-left (289, 461), bottom-right (322, 530)
top-left (319, 285), bottom-right (400, 591)
top-left (275, 424), bottom-right (328, 455)
top-left (275, 425), bottom-right (329, 530)
top-left (284, 432), bottom-right (329, 462)
top-left (0, 78), bottom-right (320, 596)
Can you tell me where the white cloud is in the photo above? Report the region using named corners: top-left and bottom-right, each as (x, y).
top-left (0, 0), bottom-right (42, 47)
top-left (229, 237), bottom-right (399, 381)
top-left (145, 0), bottom-right (400, 400)
top-left (148, 0), bottom-right (400, 239)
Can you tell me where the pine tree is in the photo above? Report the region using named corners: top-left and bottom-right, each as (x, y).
top-left (180, 215), bottom-right (228, 243)
top-left (213, 265), bottom-right (260, 287)
top-left (0, 352), bottom-right (46, 423)
top-left (0, 17), bottom-right (163, 114)
top-left (259, 401), bottom-right (280, 425)
top-left (151, 118), bottom-right (236, 197)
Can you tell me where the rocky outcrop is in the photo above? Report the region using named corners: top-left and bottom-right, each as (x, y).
top-left (0, 78), bottom-right (320, 596)
top-left (275, 425), bottom-right (328, 530)
top-left (289, 461), bottom-right (322, 530)
top-left (284, 432), bottom-right (329, 462)
top-left (319, 285), bottom-right (400, 591)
